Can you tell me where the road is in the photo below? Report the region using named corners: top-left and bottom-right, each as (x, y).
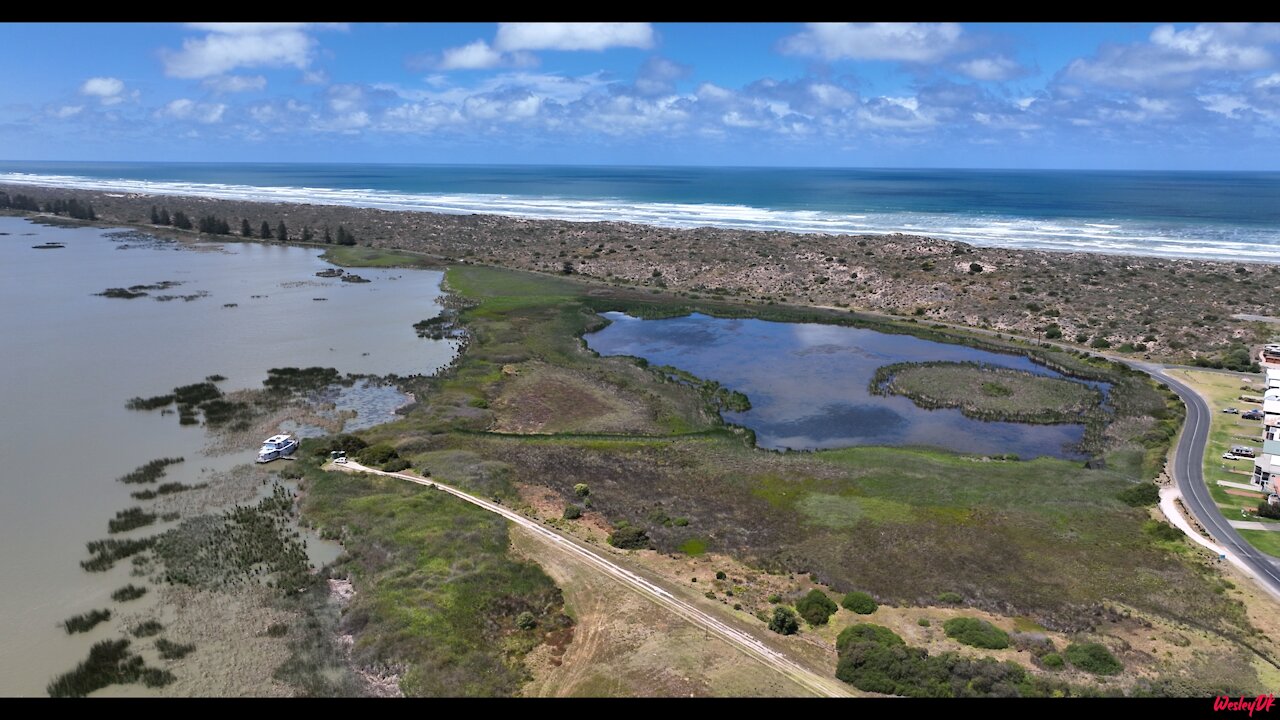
top-left (1136, 364), bottom-right (1280, 600)
top-left (334, 459), bottom-right (855, 698)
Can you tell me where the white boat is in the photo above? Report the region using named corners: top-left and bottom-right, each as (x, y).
top-left (257, 434), bottom-right (298, 463)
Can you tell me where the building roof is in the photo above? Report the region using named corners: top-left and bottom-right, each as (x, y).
top-left (1258, 453), bottom-right (1280, 472)
top-left (1267, 398), bottom-right (1280, 414)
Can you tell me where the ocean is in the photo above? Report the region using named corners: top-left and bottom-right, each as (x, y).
top-left (2, 161), bottom-right (1279, 262)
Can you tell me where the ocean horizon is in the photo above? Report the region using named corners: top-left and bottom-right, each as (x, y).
top-left (3, 161), bottom-right (1280, 263)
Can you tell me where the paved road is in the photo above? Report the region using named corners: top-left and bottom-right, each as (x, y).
top-left (1137, 364), bottom-right (1280, 598)
top-left (335, 460), bottom-right (855, 698)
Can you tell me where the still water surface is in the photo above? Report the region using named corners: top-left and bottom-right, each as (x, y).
top-left (0, 217), bottom-right (456, 695)
top-left (585, 312), bottom-right (1091, 458)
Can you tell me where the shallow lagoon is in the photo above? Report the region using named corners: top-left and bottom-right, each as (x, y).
top-left (0, 217), bottom-right (456, 695)
top-left (585, 312), bottom-right (1092, 458)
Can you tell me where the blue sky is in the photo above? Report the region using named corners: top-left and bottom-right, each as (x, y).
top-left (3, 22), bottom-right (1280, 169)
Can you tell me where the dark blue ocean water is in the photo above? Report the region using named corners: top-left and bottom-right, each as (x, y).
top-left (2, 161), bottom-right (1278, 261)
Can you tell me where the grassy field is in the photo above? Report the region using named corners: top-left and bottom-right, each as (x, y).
top-left (298, 461), bottom-right (570, 697)
top-left (874, 361), bottom-right (1103, 424)
top-left (1238, 530), bottom-right (1280, 558)
top-left (331, 262), bottom-right (1279, 695)
top-left (319, 245), bottom-right (442, 269)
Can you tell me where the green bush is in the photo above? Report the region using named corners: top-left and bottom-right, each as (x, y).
top-left (918, 618), bottom-right (931, 627)
top-left (837, 624), bottom-right (905, 653)
top-left (355, 443), bottom-right (399, 467)
top-left (936, 591), bottom-right (962, 604)
top-left (943, 617), bottom-right (1010, 649)
top-left (1064, 642), bottom-right (1122, 675)
top-left (1117, 483), bottom-right (1160, 507)
top-left (1040, 652), bottom-right (1065, 670)
top-left (1143, 519), bottom-right (1183, 542)
top-left (715, 570), bottom-right (727, 580)
top-left (63, 609), bottom-right (112, 634)
top-left (607, 525), bottom-right (650, 549)
top-left (562, 505), bottom-right (583, 520)
top-left (515, 611), bottom-right (537, 630)
top-left (768, 607), bottom-right (800, 635)
top-left (574, 483), bottom-right (590, 497)
top-left (796, 589), bottom-right (839, 626)
top-left (381, 457), bottom-right (410, 473)
top-left (1258, 502), bottom-right (1280, 520)
top-left (767, 594), bottom-right (782, 604)
top-left (842, 591), bottom-right (878, 615)
top-left (110, 584), bottom-right (147, 602)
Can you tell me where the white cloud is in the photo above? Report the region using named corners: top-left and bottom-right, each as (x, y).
top-left (779, 23), bottom-right (965, 63)
top-left (159, 98), bottom-right (226, 124)
top-left (161, 24), bottom-right (335, 79)
top-left (80, 76), bottom-right (127, 104)
top-left (1200, 93), bottom-right (1251, 117)
top-left (202, 75), bottom-right (267, 93)
top-left (439, 40), bottom-right (504, 70)
top-left (1064, 23), bottom-right (1279, 89)
top-left (956, 55), bottom-right (1024, 82)
top-left (301, 70), bottom-right (329, 85)
top-left (51, 105), bottom-right (84, 118)
top-left (493, 23), bottom-right (654, 52)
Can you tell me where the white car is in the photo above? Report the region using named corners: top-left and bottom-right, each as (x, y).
top-left (1222, 452), bottom-right (1241, 460)
top-left (334, 456), bottom-right (347, 464)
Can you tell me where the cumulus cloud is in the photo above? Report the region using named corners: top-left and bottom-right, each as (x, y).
top-left (438, 40), bottom-right (504, 70)
top-left (779, 23), bottom-right (965, 63)
top-left (161, 23), bottom-right (340, 79)
top-left (158, 98), bottom-right (227, 123)
top-left (50, 105), bottom-right (84, 119)
top-left (956, 55), bottom-right (1026, 82)
top-left (1064, 23), bottom-right (1280, 90)
top-left (80, 77), bottom-right (127, 104)
top-left (493, 23), bottom-right (654, 52)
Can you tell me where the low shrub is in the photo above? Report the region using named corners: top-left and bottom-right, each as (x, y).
top-left (1064, 642), bottom-right (1122, 675)
top-left (63, 609), bottom-right (112, 634)
top-left (562, 505), bottom-right (582, 520)
top-left (110, 584), bottom-right (147, 602)
top-left (768, 607), bottom-right (800, 635)
top-left (842, 591), bottom-right (878, 615)
top-left (1040, 652), bottom-right (1065, 670)
top-left (936, 591), bottom-right (963, 604)
top-left (796, 589), bottom-right (838, 626)
top-left (943, 617), bottom-right (1010, 649)
top-left (607, 525), bottom-right (650, 550)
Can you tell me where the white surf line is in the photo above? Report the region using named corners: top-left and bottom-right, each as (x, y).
top-left (337, 460), bottom-right (853, 698)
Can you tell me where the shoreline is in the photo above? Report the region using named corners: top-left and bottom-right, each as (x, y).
top-left (2, 181), bottom-right (1274, 370)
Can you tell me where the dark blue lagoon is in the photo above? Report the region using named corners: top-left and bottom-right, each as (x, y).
top-left (584, 312), bottom-right (1092, 459)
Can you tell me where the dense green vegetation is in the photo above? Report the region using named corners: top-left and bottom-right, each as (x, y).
top-left (841, 591), bottom-right (879, 615)
top-left (81, 536), bottom-right (157, 572)
top-left (1064, 642), bottom-right (1123, 675)
top-left (1117, 482), bottom-right (1161, 507)
top-left (607, 524), bottom-right (651, 550)
top-left (942, 617), bottom-right (1011, 650)
top-left (795, 589), bottom-right (839, 626)
top-left (115, 457), bottom-right (185, 485)
top-left (768, 607), bottom-right (800, 635)
top-left (297, 459), bottom-right (570, 696)
top-left (46, 639), bottom-right (173, 697)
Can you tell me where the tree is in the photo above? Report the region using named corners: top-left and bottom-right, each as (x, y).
top-left (277, 221), bottom-right (288, 243)
top-left (574, 483), bottom-right (590, 497)
top-left (301, 227), bottom-right (313, 242)
top-left (158, 208), bottom-right (170, 226)
top-left (260, 221), bottom-right (272, 239)
top-left (562, 261), bottom-right (574, 275)
top-left (172, 211), bottom-right (192, 230)
top-left (241, 219), bottom-right (252, 237)
top-left (336, 225), bottom-right (356, 246)
top-left (768, 607), bottom-right (799, 635)
top-left (606, 525), bottom-right (649, 549)
top-left (323, 226), bottom-right (332, 244)
top-left (795, 589), bottom-right (838, 626)
top-left (562, 505), bottom-right (582, 520)
top-left (150, 206), bottom-right (160, 224)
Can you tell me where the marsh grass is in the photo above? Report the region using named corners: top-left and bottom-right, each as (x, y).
top-left (154, 637), bottom-right (196, 661)
top-left (131, 620), bottom-right (164, 638)
top-left (81, 536), bottom-right (157, 572)
top-left (61, 609), bottom-right (111, 634)
top-left (46, 639), bottom-right (144, 697)
top-left (110, 584), bottom-right (147, 602)
top-left (116, 457), bottom-right (184, 484)
top-left (131, 481), bottom-right (205, 500)
top-left (108, 507), bottom-right (157, 533)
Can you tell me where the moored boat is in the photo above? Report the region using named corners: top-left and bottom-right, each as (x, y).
top-left (256, 434), bottom-right (298, 463)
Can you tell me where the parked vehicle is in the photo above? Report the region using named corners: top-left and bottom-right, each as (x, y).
top-left (1223, 407), bottom-right (1240, 414)
top-left (1244, 410), bottom-right (1265, 420)
top-left (1232, 445), bottom-right (1258, 458)
top-left (1222, 452), bottom-right (1242, 460)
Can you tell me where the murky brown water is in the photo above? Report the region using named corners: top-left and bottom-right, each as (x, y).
top-left (0, 217), bottom-right (456, 696)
